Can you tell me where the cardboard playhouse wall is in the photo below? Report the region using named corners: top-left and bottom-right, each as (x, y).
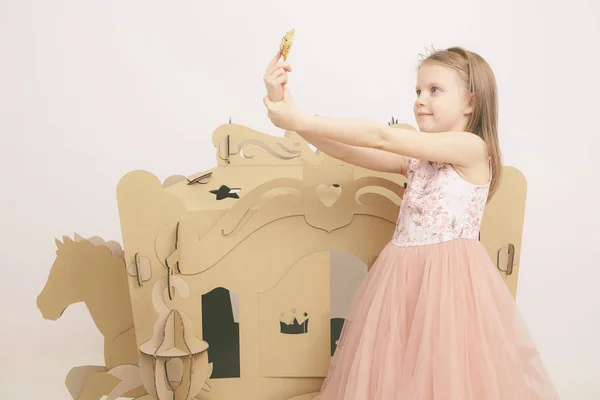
top-left (37, 121), bottom-right (527, 400)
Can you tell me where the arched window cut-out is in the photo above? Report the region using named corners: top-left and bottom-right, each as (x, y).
top-left (201, 287), bottom-right (241, 379)
top-left (329, 250), bottom-right (369, 355)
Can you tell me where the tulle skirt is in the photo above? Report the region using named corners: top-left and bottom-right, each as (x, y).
top-left (315, 238), bottom-right (560, 399)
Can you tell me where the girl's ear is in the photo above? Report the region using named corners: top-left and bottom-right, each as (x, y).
top-left (463, 93), bottom-right (475, 116)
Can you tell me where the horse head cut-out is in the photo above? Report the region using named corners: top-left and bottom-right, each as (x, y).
top-left (37, 234), bottom-right (126, 322)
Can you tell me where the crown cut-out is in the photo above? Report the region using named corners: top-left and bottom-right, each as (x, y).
top-left (280, 316), bottom-right (309, 335)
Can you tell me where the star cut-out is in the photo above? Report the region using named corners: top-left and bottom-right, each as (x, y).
top-left (210, 185), bottom-right (241, 200)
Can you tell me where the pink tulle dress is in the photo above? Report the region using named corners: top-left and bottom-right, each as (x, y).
top-left (315, 158), bottom-right (560, 399)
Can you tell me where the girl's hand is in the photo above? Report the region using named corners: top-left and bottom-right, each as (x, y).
top-left (263, 51), bottom-right (292, 102)
top-left (263, 86), bottom-right (305, 132)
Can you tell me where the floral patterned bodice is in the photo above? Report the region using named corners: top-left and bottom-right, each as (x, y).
top-left (392, 158), bottom-right (491, 247)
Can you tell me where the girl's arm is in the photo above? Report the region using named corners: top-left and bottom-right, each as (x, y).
top-left (294, 115), bottom-right (487, 167)
top-left (296, 131), bottom-right (408, 175)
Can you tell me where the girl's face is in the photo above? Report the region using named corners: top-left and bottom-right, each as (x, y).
top-left (413, 63), bottom-right (473, 133)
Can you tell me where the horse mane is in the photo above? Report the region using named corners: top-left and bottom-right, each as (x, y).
top-left (55, 233), bottom-right (125, 260)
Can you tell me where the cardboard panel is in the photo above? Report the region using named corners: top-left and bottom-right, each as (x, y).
top-left (106, 364), bottom-right (144, 400)
top-left (480, 167), bottom-right (528, 298)
top-left (258, 251), bottom-right (331, 378)
top-left (151, 173), bottom-right (403, 277)
top-left (65, 366), bottom-right (106, 399)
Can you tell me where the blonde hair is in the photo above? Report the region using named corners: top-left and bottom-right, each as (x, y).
top-left (419, 47), bottom-right (502, 201)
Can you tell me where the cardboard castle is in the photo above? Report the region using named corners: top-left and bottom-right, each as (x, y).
top-left (37, 122), bottom-right (527, 400)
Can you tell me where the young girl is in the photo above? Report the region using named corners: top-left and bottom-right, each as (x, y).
top-left (263, 47), bottom-right (560, 399)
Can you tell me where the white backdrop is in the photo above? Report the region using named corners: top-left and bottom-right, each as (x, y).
top-left (1, 0), bottom-right (599, 398)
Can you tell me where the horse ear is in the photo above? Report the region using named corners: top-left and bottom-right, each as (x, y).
top-left (55, 238), bottom-right (62, 249)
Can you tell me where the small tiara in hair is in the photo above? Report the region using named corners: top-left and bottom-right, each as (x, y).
top-left (418, 44), bottom-right (442, 61)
